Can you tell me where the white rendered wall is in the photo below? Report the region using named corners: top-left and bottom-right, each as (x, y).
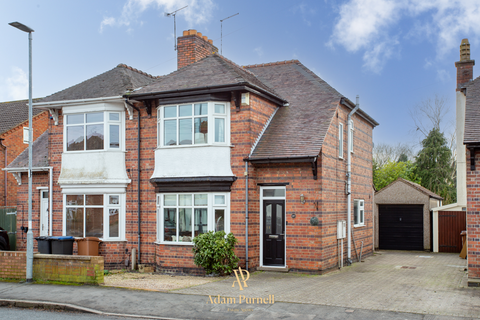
top-left (151, 146), bottom-right (234, 178)
top-left (59, 151), bottom-right (130, 185)
top-left (456, 91), bottom-right (467, 207)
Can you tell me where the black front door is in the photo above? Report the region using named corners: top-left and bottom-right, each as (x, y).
top-left (263, 200), bottom-right (285, 266)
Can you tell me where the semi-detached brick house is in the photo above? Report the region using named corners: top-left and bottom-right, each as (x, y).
top-left (9, 30), bottom-right (378, 274)
top-left (460, 39), bottom-right (480, 287)
top-left (0, 99), bottom-right (48, 208)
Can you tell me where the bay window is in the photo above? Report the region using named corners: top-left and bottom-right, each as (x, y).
top-left (64, 194), bottom-right (124, 240)
top-left (157, 102), bottom-right (228, 147)
top-left (65, 111), bottom-right (122, 151)
top-left (157, 193), bottom-right (229, 244)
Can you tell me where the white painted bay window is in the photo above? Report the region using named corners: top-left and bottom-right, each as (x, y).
top-left (65, 111), bottom-right (122, 151)
top-left (156, 193), bottom-right (229, 244)
top-left (157, 102), bottom-right (229, 147)
top-left (64, 194), bottom-right (124, 240)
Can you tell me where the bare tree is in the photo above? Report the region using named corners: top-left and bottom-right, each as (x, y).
top-left (373, 142), bottom-right (414, 167)
top-left (409, 95), bottom-right (449, 137)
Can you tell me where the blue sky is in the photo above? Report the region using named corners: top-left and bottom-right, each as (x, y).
top-left (2, 0), bottom-right (480, 149)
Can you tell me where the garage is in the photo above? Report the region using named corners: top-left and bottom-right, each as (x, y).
top-left (379, 204), bottom-right (423, 250)
top-left (374, 178), bottom-right (443, 251)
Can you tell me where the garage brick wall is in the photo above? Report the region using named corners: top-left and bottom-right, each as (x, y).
top-left (374, 180), bottom-right (433, 250)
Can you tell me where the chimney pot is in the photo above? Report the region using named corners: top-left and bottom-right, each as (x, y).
top-left (203, 36), bottom-right (208, 41)
top-left (188, 29), bottom-right (197, 35)
top-left (460, 38), bottom-right (471, 61)
top-left (182, 30), bottom-right (189, 36)
top-left (197, 32), bottom-right (202, 38)
top-left (208, 39), bottom-right (213, 44)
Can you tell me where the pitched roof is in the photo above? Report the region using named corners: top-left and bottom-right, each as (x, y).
top-left (246, 60), bottom-right (377, 159)
top-left (40, 64), bottom-right (159, 103)
top-left (0, 99), bottom-right (44, 135)
top-left (7, 130), bottom-right (49, 168)
top-left (130, 54), bottom-right (280, 98)
top-left (463, 76), bottom-right (480, 144)
top-left (376, 177), bottom-right (443, 200)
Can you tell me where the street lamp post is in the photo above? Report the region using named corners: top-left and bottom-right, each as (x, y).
top-left (9, 21), bottom-right (34, 282)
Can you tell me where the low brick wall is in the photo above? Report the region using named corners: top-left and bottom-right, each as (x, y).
top-left (33, 254), bottom-right (104, 285)
top-left (0, 251), bottom-right (27, 280)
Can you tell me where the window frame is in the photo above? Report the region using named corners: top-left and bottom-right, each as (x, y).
top-left (64, 111), bottom-right (124, 153)
top-left (339, 123), bottom-right (344, 159)
top-left (63, 193), bottom-right (125, 241)
top-left (156, 193), bottom-right (230, 245)
top-left (354, 199), bottom-right (364, 227)
top-left (157, 102), bottom-right (229, 148)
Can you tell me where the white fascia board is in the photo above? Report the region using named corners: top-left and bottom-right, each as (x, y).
top-left (60, 183), bottom-right (129, 194)
top-left (431, 202), bottom-right (465, 212)
top-left (33, 96), bottom-right (122, 109)
top-left (3, 167), bottom-right (52, 173)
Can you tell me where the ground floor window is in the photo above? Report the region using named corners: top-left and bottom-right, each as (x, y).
top-left (64, 193), bottom-right (124, 240)
top-left (156, 193), bottom-right (229, 244)
top-left (354, 199), bottom-right (364, 226)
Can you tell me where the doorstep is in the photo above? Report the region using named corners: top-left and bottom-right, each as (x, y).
top-left (257, 266), bottom-right (289, 273)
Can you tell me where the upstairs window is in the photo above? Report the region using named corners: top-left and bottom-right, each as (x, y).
top-left (157, 102), bottom-right (228, 147)
top-left (65, 112), bottom-right (122, 151)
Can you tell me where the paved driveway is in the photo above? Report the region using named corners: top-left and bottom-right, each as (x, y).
top-left (177, 251), bottom-right (480, 318)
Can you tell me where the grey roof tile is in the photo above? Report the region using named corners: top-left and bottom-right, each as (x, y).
top-left (40, 64), bottom-right (159, 103)
top-left (0, 99), bottom-right (44, 135)
top-left (464, 76), bottom-right (480, 144)
top-left (7, 130), bottom-right (49, 168)
top-left (131, 54), bottom-right (280, 98)
top-left (246, 61), bottom-right (344, 159)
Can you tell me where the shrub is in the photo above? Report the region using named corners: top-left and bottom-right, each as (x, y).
top-left (192, 231), bottom-right (239, 276)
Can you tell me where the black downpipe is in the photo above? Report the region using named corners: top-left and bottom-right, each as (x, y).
top-left (125, 99), bottom-right (141, 266)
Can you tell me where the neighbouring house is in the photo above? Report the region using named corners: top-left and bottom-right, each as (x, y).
top-left (374, 178), bottom-right (442, 251)
top-left (460, 39), bottom-right (480, 287)
top-left (0, 99), bottom-right (48, 208)
top-left (9, 30), bottom-right (378, 274)
top-left (8, 64), bottom-right (158, 254)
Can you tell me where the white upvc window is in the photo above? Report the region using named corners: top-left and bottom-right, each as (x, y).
top-left (157, 102), bottom-right (229, 147)
top-left (354, 199), bottom-right (364, 227)
top-left (339, 123), bottom-right (344, 159)
top-left (156, 193), bottom-right (230, 244)
top-left (349, 120), bottom-right (354, 153)
top-left (63, 193), bottom-right (125, 241)
top-left (64, 111), bottom-right (123, 152)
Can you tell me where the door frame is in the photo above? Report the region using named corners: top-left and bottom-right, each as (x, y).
top-left (39, 188), bottom-right (49, 237)
top-left (259, 186), bottom-right (286, 268)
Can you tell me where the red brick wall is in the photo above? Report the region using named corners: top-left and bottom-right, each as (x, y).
top-left (177, 30), bottom-right (218, 69)
top-left (466, 148), bottom-right (480, 283)
top-left (0, 111), bottom-right (49, 206)
top-left (0, 251), bottom-right (26, 279)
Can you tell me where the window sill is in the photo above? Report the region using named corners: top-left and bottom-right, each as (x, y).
top-left (354, 224), bottom-right (365, 228)
top-left (156, 144), bottom-right (232, 150)
top-left (64, 150), bottom-right (126, 154)
top-left (155, 241), bottom-right (194, 246)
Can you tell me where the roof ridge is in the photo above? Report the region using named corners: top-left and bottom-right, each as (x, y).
top-left (0, 98), bottom-right (43, 105)
top-left (243, 59), bottom-right (300, 69)
top-left (116, 63), bottom-right (161, 79)
top-left (215, 54), bottom-right (259, 78)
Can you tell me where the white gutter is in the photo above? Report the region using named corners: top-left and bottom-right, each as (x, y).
top-left (347, 95), bottom-right (360, 263)
top-left (33, 95), bottom-right (122, 109)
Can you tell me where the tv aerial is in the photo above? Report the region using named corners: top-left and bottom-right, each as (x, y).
top-left (220, 13), bottom-right (239, 55)
top-left (165, 5), bottom-right (188, 51)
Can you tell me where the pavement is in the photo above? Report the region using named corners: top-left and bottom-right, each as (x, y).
top-left (0, 251), bottom-right (479, 319)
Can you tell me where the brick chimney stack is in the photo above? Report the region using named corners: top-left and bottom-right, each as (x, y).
top-left (177, 30), bottom-right (218, 69)
top-left (455, 38), bottom-right (475, 89)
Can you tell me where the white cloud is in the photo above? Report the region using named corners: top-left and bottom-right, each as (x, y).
top-left (329, 0), bottom-right (480, 73)
top-left (100, 0), bottom-right (215, 32)
top-left (1, 67), bottom-right (28, 101)
top-left (254, 47), bottom-right (263, 57)
top-left (362, 38), bottom-right (399, 74)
